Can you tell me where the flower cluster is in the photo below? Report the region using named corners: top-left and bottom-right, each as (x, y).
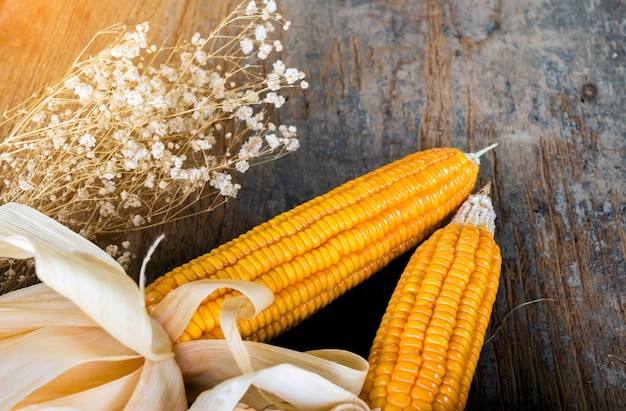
top-left (0, 0), bottom-right (306, 253)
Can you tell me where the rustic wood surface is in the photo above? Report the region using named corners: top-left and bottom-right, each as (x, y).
top-left (0, 0), bottom-right (624, 409)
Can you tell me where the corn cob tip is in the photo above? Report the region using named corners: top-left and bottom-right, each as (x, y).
top-left (451, 186), bottom-right (496, 233)
top-left (463, 143), bottom-right (498, 165)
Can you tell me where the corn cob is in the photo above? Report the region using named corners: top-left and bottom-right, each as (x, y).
top-left (145, 146), bottom-right (494, 344)
top-left (359, 184), bottom-right (502, 411)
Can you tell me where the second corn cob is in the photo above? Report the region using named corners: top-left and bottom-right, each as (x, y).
top-left (145, 146), bottom-right (494, 344)
top-left (360, 185), bottom-right (502, 411)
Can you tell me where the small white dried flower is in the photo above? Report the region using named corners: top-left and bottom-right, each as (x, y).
top-left (272, 60), bottom-right (286, 75)
top-left (235, 160), bottom-right (250, 173)
top-left (279, 124), bottom-right (298, 139)
top-left (265, 0), bottom-right (277, 13)
top-left (240, 38), bottom-right (254, 55)
top-left (79, 133), bottom-right (96, 148)
top-left (117, 250), bottom-right (133, 269)
top-left (191, 32), bottom-right (204, 46)
top-left (190, 139), bottom-right (213, 152)
top-left (209, 171), bottom-right (240, 198)
top-left (144, 173), bottom-right (156, 188)
top-left (69, 81), bottom-right (94, 101)
top-left (243, 90), bottom-right (260, 104)
top-left (124, 194), bottom-right (142, 209)
top-left (100, 201), bottom-right (115, 217)
top-left (194, 50), bottom-right (208, 65)
top-left (221, 99), bottom-right (238, 113)
top-left (171, 155), bottom-right (186, 169)
top-left (98, 179), bottom-right (116, 195)
top-left (209, 72), bottom-right (226, 98)
top-left (151, 141), bottom-right (165, 160)
top-left (266, 72), bottom-right (281, 91)
top-left (179, 51), bottom-right (194, 65)
top-left (160, 65), bottom-right (179, 82)
top-left (18, 180), bottom-right (34, 191)
top-left (105, 244), bottom-right (119, 257)
top-left (246, 1), bottom-right (257, 15)
top-left (235, 106), bottom-right (254, 121)
top-left (64, 75), bottom-right (80, 90)
top-left (32, 111), bottom-right (46, 124)
top-left (132, 215), bottom-right (146, 227)
top-left (284, 68), bottom-right (300, 84)
top-left (284, 138), bottom-right (300, 151)
top-left (257, 42), bottom-right (273, 59)
top-left (239, 136), bottom-right (263, 159)
top-left (126, 90), bottom-right (144, 106)
top-left (255, 25), bottom-right (267, 41)
top-left (135, 21), bottom-right (150, 33)
top-left (265, 133), bottom-right (280, 149)
top-left (264, 92), bottom-right (285, 108)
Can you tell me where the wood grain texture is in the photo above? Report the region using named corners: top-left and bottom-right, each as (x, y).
top-left (0, 0), bottom-right (624, 409)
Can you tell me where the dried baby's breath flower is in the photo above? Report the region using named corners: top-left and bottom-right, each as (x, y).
top-left (0, 0), bottom-right (307, 250)
top-left (0, 258), bottom-right (37, 295)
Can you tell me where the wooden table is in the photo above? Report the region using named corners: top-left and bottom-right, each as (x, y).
top-left (1, 0), bottom-right (624, 409)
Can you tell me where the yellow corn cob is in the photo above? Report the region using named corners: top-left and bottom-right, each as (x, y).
top-left (145, 146), bottom-right (494, 344)
top-left (360, 185), bottom-right (502, 411)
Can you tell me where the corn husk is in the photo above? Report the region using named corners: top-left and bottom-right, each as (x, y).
top-left (0, 203), bottom-right (370, 410)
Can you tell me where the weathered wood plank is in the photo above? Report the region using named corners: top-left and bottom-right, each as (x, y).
top-left (249, 1), bottom-right (626, 409)
top-left (0, 0), bottom-right (624, 409)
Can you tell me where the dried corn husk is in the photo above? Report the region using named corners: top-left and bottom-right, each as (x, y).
top-left (0, 203), bottom-right (370, 410)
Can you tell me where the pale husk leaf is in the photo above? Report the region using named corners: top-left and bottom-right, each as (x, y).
top-left (0, 203), bottom-right (171, 360)
top-left (187, 363), bottom-right (369, 411)
top-left (17, 362), bottom-right (143, 411)
top-left (0, 284), bottom-right (97, 337)
top-left (0, 282), bottom-right (69, 303)
top-left (123, 357), bottom-right (188, 411)
top-left (162, 280), bottom-right (370, 410)
top-left (151, 279), bottom-right (273, 343)
top-left (0, 326), bottom-right (140, 410)
top-left (175, 340), bottom-right (370, 403)
top-left (16, 358), bottom-right (186, 411)
top-left (0, 203), bottom-right (371, 410)
top-left (0, 203), bottom-right (187, 410)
